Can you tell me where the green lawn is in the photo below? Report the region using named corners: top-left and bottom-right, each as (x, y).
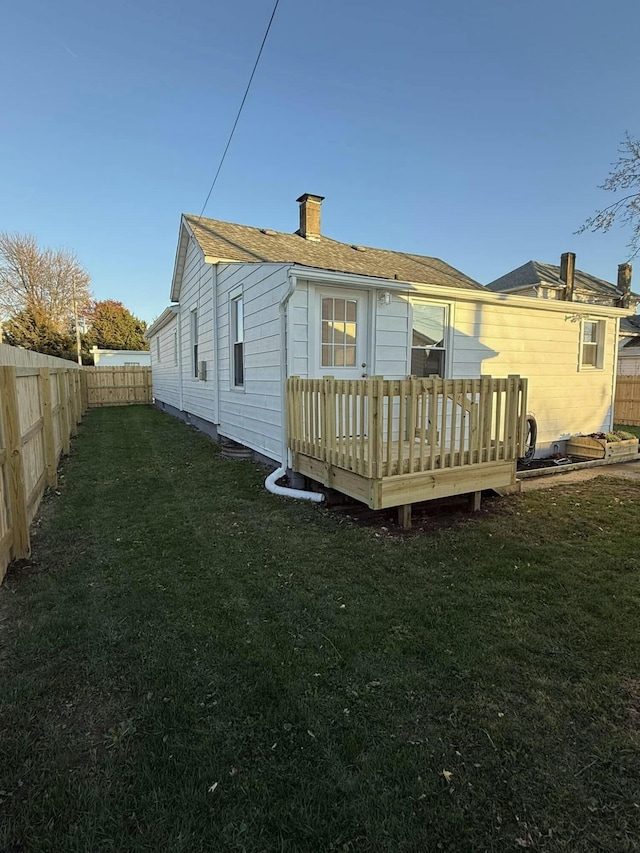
top-left (1, 407), bottom-right (639, 853)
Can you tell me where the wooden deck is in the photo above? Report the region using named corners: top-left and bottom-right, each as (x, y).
top-left (287, 375), bottom-right (528, 512)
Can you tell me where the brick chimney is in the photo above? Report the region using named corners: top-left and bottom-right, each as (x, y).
top-left (560, 251), bottom-right (576, 301)
top-left (617, 262), bottom-right (633, 309)
top-left (296, 193), bottom-right (324, 241)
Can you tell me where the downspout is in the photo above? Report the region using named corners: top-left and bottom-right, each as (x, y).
top-left (177, 311), bottom-right (184, 412)
top-left (610, 316), bottom-right (620, 432)
top-left (264, 270), bottom-right (324, 503)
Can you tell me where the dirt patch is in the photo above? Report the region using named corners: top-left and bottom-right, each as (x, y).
top-left (326, 491), bottom-right (502, 536)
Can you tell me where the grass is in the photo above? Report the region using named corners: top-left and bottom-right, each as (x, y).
top-left (614, 423), bottom-right (640, 440)
top-left (0, 406), bottom-right (639, 853)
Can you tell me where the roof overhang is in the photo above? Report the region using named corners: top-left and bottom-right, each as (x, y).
top-left (146, 305), bottom-right (179, 339)
top-left (289, 265), bottom-right (631, 317)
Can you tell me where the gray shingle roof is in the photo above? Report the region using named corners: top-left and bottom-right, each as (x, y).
top-left (183, 214), bottom-right (484, 290)
top-left (487, 260), bottom-right (639, 302)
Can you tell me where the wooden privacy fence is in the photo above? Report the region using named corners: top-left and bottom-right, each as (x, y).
top-left (0, 362), bottom-right (83, 583)
top-left (614, 375), bottom-right (640, 426)
top-left (84, 366), bottom-right (152, 407)
top-left (287, 375), bottom-right (528, 479)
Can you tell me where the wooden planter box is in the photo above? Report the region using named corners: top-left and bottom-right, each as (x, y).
top-left (566, 435), bottom-right (639, 462)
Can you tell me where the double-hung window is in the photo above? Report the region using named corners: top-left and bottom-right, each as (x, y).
top-left (411, 302), bottom-right (448, 377)
top-left (191, 309), bottom-right (198, 378)
top-left (232, 296), bottom-right (244, 387)
top-left (580, 319), bottom-right (604, 369)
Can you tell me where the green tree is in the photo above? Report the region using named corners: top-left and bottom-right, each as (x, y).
top-left (3, 309), bottom-right (77, 361)
top-left (86, 300), bottom-right (149, 351)
top-left (579, 133), bottom-right (640, 257)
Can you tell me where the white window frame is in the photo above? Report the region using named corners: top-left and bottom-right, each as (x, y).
top-left (409, 299), bottom-right (453, 379)
top-left (230, 291), bottom-right (244, 389)
top-left (191, 309), bottom-right (199, 379)
top-left (156, 336), bottom-right (161, 362)
top-left (579, 318), bottom-right (605, 371)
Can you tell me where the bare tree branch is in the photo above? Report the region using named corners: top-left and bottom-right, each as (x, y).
top-left (0, 233), bottom-right (92, 331)
top-left (577, 133), bottom-right (640, 258)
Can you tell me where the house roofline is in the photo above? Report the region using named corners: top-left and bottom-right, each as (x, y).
top-left (146, 305), bottom-right (179, 339)
top-left (289, 265), bottom-right (632, 317)
top-left (170, 217), bottom-right (201, 302)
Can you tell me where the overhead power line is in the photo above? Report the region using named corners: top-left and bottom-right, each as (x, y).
top-left (198, 0), bottom-right (281, 219)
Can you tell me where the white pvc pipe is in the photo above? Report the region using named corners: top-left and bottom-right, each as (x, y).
top-left (265, 467), bottom-right (325, 503)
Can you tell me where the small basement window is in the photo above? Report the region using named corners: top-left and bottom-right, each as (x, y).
top-left (580, 319), bottom-right (605, 369)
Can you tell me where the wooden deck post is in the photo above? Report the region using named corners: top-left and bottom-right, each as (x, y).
top-left (38, 368), bottom-right (58, 488)
top-left (0, 366), bottom-right (30, 559)
top-left (469, 491), bottom-right (482, 512)
top-left (398, 503), bottom-right (412, 529)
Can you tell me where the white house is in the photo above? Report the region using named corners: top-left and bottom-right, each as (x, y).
top-left (90, 347), bottom-right (151, 367)
top-left (147, 194), bottom-right (629, 478)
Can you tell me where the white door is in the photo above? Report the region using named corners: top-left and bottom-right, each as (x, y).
top-left (315, 289), bottom-right (370, 379)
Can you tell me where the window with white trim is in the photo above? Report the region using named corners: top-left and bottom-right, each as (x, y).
top-left (191, 309), bottom-right (198, 378)
top-left (580, 319), bottom-right (604, 369)
top-left (232, 296), bottom-right (244, 387)
top-left (411, 302), bottom-right (448, 377)
top-left (321, 297), bottom-right (358, 367)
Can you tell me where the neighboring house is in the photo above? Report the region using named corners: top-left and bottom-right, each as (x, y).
top-left (618, 315), bottom-right (640, 374)
top-left (146, 194), bottom-right (630, 471)
top-left (486, 254), bottom-right (639, 309)
top-left (90, 347), bottom-right (151, 367)
top-left (487, 256), bottom-right (640, 376)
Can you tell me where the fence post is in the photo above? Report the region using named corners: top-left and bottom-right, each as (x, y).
top-left (57, 371), bottom-right (70, 455)
top-left (39, 368), bottom-right (58, 488)
top-left (80, 367), bottom-right (89, 415)
top-left (0, 366), bottom-right (30, 559)
top-left (75, 371), bottom-right (83, 422)
top-left (67, 370), bottom-right (78, 436)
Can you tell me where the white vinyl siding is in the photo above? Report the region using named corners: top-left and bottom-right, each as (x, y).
top-left (449, 300), bottom-right (615, 456)
top-left (216, 262), bottom-right (290, 461)
top-left (177, 236), bottom-right (216, 422)
top-left (149, 315), bottom-right (180, 409)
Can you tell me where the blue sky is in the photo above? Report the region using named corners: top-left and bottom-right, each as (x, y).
top-left (1, 0), bottom-right (639, 322)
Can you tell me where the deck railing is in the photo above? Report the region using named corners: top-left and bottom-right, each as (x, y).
top-left (287, 375), bottom-right (528, 479)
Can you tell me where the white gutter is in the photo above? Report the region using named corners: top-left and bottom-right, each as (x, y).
top-left (610, 316), bottom-right (621, 432)
top-left (289, 265), bottom-right (631, 319)
top-left (265, 269), bottom-right (325, 504)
